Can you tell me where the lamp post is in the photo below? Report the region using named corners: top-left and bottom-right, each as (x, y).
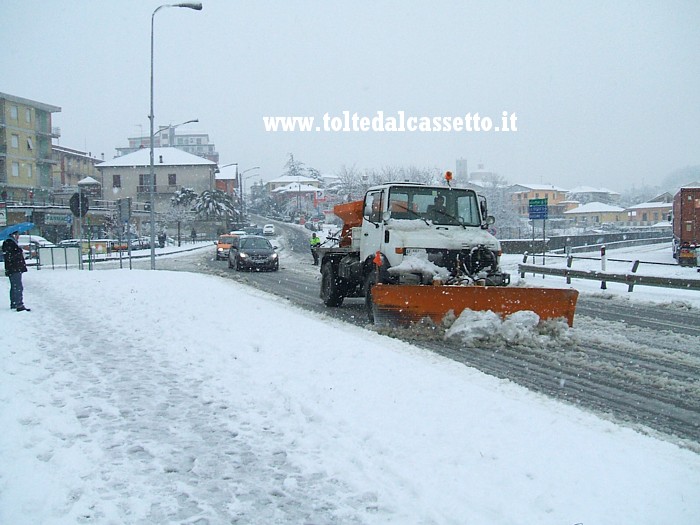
top-left (153, 118), bottom-right (199, 143)
top-left (239, 166), bottom-right (261, 218)
top-left (149, 2), bottom-right (202, 270)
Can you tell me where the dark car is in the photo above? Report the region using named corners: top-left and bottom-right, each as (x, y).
top-left (228, 235), bottom-right (279, 271)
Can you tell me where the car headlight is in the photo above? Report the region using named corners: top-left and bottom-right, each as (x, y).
top-left (239, 252), bottom-right (249, 258)
top-left (217, 247), bottom-right (224, 252)
top-left (270, 253), bottom-right (278, 260)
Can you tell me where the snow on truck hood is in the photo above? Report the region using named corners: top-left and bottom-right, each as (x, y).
top-left (386, 219), bottom-right (501, 251)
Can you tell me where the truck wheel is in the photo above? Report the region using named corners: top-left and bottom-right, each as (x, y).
top-left (321, 262), bottom-right (345, 307)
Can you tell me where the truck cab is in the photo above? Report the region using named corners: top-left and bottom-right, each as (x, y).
top-left (358, 183), bottom-right (507, 285)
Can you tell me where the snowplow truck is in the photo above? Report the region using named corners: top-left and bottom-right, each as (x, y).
top-left (317, 180), bottom-right (578, 326)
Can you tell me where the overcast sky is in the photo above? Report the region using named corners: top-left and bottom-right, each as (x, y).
top-left (3, 0), bottom-right (698, 191)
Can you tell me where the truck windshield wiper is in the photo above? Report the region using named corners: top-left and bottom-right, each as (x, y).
top-left (432, 209), bottom-right (466, 229)
top-left (398, 205), bottom-right (429, 225)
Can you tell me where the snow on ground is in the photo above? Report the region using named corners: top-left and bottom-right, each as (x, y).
top-left (1, 239), bottom-right (700, 524)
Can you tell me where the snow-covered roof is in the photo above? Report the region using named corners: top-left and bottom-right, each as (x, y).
top-left (626, 202), bottom-right (673, 210)
top-left (215, 164), bottom-right (238, 180)
top-left (98, 147), bottom-right (216, 168)
top-left (680, 181), bottom-right (700, 189)
top-left (268, 175), bottom-right (319, 184)
top-left (568, 186), bottom-right (620, 195)
top-left (78, 176), bottom-right (100, 186)
top-left (272, 182), bottom-right (320, 193)
top-left (564, 202), bottom-right (626, 214)
top-left (510, 183), bottom-right (569, 192)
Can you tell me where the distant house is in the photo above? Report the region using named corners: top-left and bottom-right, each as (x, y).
top-left (265, 175), bottom-right (321, 193)
top-left (626, 201), bottom-right (672, 226)
top-left (95, 147), bottom-right (216, 208)
top-left (567, 186), bottom-right (621, 205)
top-left (271, 181), bottom-right (324, 212)
top-left (214, 164), bottom-right (239, 196)
top-left (508, 183), bottom-right (569, 218)
top-left (564, 201), bottom-right (626, 228)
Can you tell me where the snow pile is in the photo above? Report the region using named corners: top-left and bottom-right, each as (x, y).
top-left (446, 309), bottom-right (571, 346)
top-left (387, 252), bottom-right (451, 282)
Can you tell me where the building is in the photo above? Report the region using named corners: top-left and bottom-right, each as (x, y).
top-left (626, 202), bottom-right (672, 227)
top-left (508, 183), bottom-right (570, 218)
top-left (51, 145), bottom-right (103, 204)
top-left (0, 92), bottom-right (61, 203)
top-left (116, 126), bottom-right (219, 163)
top-left (563, 201), bottom-right (627, 228)
top-left (455, 158), bottom-right (469, 185)
top-left (95, 147), bottom-right (217, 210)
top-left (214, 164), bottom-right (239, 196)
top-left (265, 174), bottom-right (321, 193)
top-left (566, 186), bottom-right (621, 205)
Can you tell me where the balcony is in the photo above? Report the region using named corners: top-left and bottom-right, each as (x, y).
top-left (136, 184), bottom-right (182, 195)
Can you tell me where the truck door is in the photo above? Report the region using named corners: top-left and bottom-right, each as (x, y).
top-left (361, 190), bottom-right (385, 262)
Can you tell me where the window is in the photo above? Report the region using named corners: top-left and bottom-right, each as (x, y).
top-left (11, 134), bottom-right (19, 148)
top-left (12, 162), bottom-right (19, 177)
top-left (27, 164), bottom-right (32, 178)
top-left (25, 108), bottom-right (32, 123)
top-left (364, 190), bottom-right (384, 222)
top-left (113, 174), bottom-right (121, 188)
top-left (168, 173), bottom-right (177, 186)
top-left (138, 173), bottom-right (155, 192)
top-left (10, 106), bottom-right (18, 119)
top-left (26, 137), bottom-right (33, 150)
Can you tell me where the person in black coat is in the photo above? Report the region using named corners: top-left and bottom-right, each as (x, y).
top-left (1, 230), bottom-right (30, 311)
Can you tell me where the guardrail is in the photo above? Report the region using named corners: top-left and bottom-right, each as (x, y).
top-left (518, 252), bottom-right (700, 292)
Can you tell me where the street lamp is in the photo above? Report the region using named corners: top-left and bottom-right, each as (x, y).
top-left (239, 166), bottom-right (260, 217)
top-left (153, 118), bottom-right (199, 144)
top-left (149, 2), bottom-right (202, 270)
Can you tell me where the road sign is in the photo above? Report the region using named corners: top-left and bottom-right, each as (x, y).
top-left (70, 192), bottom-right (89, 217)
top-left (528, 198), bottom-right (548, 220)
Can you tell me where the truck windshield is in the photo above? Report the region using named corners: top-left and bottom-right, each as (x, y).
top-left (387, 187), bottom-right (481, 226)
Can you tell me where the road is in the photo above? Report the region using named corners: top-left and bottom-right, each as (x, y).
top-left (133, 221), bottom-right (700, 451)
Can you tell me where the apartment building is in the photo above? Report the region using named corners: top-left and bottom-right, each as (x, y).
top-left (116, 126), bottom-right (219, 163)
top-left (52, 145), bottom-right (103, 203)
top-left (508, 183), bottom-right (570, 217)
top-left (0, 92), bottom-right (61, 202)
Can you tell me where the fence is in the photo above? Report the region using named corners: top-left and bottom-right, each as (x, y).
top-left (37, 247), bottom-right (82, 269)
top-left (518, 251), bottom-right (700, 293)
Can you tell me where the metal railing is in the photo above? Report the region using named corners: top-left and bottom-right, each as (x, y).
top-left (518, 252), bottom-right (700, 292)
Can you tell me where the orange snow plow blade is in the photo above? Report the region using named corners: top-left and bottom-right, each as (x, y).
top-left (371, 285), bottom-right (579, 327)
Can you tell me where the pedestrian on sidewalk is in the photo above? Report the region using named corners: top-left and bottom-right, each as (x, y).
top-left (2, 230), bottom-right (30, 311)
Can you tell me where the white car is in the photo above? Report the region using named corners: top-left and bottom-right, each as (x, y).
top-left (263, 224), bottom-right (275, 236)
top-left (17, 235), bottom-right (56, 258)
